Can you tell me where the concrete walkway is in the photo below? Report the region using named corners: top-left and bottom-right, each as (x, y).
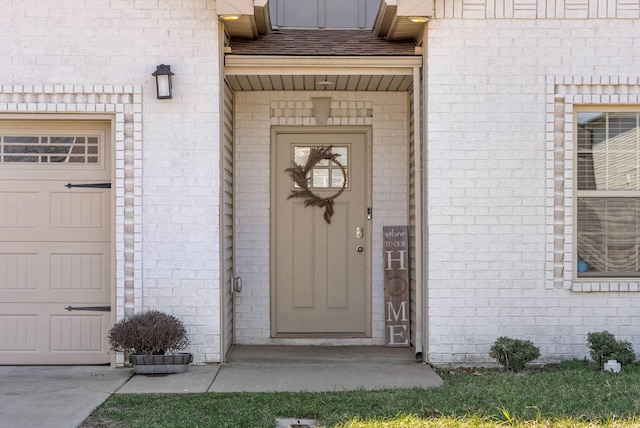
top-left (0, 365), bottom-right (132, 428)
top-left (0, 346), bottom-right (443, 428)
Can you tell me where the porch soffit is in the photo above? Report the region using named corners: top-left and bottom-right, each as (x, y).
top-left (224, 29), bottom-right (422, 92)
top-left (224, 55), bottom-right (421, 91)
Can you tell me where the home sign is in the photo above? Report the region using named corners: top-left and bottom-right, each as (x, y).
top-left (383, 226), bottom-right (410, 347)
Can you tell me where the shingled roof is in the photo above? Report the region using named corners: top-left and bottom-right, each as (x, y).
top-left (228, 29), bottom-right (417, 56)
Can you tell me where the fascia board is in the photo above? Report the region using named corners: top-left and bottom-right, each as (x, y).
top-left (397, 0), bottom-right (434, 17)
top-left (217, 0), bottom-right (254, 16)
top-left (224, 55), bottom-right (422, 75)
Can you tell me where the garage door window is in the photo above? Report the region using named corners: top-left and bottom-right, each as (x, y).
top-left (1, 135), bottom-right (99, 164)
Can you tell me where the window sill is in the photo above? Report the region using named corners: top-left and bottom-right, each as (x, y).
top-left (571, 282), bottom-right (640, 292)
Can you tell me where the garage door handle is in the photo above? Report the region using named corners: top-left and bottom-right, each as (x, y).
top-left (65, 306), bottom-right (111, 312)
top-left (65, 182), bottom-right (112, 189)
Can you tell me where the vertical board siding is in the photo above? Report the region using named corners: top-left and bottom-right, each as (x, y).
top-left (270, 0), bottom-right (379, 28)
top-left (408, 84), bottom-right (418, 351)
top-left (222, 81), bottom-right (235, 359)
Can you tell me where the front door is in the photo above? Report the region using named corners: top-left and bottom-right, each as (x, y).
top-left (272, 128), bottom-right (371, 337)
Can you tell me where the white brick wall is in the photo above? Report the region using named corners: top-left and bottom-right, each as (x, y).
top-left (234, 91), bottom-right (409, 345)
top-left (426, 18), bottom-right (640, 365)
top-left (1, 0), bottom-right (223, 363)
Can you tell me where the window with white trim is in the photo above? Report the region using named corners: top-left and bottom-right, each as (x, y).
top-left (576, 110), bottom-right (640, 277)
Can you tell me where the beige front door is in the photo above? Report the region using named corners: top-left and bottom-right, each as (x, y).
top-left (0, 120), bottom-right (112, 364)
top-left (272, 128), bottom-right (371, 336)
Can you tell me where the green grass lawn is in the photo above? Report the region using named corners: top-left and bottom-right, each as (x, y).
top-left (81, 360), bottom-right (640, 427)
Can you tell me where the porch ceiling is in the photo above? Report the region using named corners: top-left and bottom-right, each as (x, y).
top-left (224, 55), bottom-right (422, 92)
top-left (225, 73), bottom-right (413, 91)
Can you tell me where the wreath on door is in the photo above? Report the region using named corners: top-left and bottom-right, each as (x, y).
top-left (286, 145), bottom-right (347, 224)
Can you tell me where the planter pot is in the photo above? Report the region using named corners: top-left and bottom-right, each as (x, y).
top-left (130, 353), bottom-right (193, 374)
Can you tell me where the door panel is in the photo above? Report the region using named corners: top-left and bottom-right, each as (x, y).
top-left (1, 304), bottom-right (109, 364)
top-left (272, 129), bottom-right (370, 336)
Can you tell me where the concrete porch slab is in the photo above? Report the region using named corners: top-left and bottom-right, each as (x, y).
top-left (209, 345), bottom-right (443, 392)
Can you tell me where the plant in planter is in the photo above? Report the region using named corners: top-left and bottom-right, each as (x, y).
top-left (107, 310), bottom-right (192, 374)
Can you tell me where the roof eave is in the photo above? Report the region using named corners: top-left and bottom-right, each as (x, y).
top-left (218, 0), bottom-right (271, 39)
top-left (373, 0), bottom-right (433, 41)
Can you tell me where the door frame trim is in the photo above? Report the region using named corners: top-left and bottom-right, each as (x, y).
top-left (0, 84), bottom-right (142, 365)
top-left (270, 126), bottom-right (373, 338)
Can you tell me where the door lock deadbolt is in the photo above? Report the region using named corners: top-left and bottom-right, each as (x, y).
top-left (356, 245), bottom-right (364, 253)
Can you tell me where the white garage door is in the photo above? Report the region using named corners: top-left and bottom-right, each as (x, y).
top-left (0, 120), bottom-right (112, 364)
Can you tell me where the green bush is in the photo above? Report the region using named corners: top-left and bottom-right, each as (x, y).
top-left (489, 336), bottom-right (540, 372)
top-left (614, 340), bottom-right (637, 365)
top-left (586, 331), bottom-right (636, 367)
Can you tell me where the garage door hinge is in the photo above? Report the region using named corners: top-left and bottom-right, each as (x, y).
top-left (64, 306), bottom-right (111, 312)
top-left (65, 182), bottom-right (112, 189)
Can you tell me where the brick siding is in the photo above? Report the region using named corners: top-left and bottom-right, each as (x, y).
top-left (426, 17), bottom-right (640, 365)
top-left (0, 0), bottom-right (223, 363)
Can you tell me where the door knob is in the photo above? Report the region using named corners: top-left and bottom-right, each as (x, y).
top-left (356, 227), bottom-right (363, 239)
top-left (356, 245), bottom-right (364, 253)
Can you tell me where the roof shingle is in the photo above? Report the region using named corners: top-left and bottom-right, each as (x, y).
top-left (229, 29), bottom-right (417, 56)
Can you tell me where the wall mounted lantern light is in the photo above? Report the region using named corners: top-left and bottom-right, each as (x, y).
top-left (152, 64), bottom-right (174, 99)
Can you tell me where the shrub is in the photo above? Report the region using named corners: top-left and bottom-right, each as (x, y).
top-left (614, 340), bottom-right (637, 365)
top-left (586, 331), bottom-right (636, 367)
top-left (107, 310), bottom-right (189, 355)
top-left (489, 336), bottom-right (540, 372)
